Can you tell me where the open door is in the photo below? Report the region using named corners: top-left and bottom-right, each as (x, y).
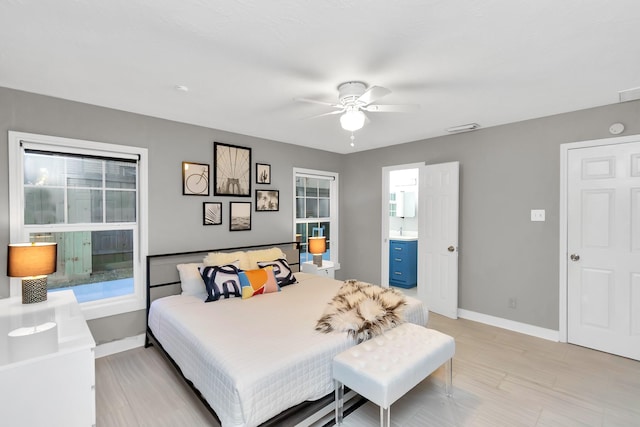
top-left (418, 162), bottom-right (459, 319)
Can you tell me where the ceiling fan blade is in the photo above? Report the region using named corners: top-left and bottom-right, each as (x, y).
top-left (357, 85), bottom-right (391, 105)
top-left (363, 104), bottom-right (420, 113)
top-left (305, 109), bottom-right (344, 120)
top-left (294, 97), bottom-right (342, 109)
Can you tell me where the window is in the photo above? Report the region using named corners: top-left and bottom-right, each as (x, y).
top-left (293, 168), bottom-right (339, 266)
top-left (9, 132), bottom-right (148, 320)
top-left (389, 192), bottom-right (397, 217)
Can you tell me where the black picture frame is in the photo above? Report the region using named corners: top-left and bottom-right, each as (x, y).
top-left (182, 162), bottom-right (210, 196)
top-left (255, 190), bottom-right (279, 212)
top-left (256, 163), bottom-right (271, 184)
top-left (203, 202), bottom-right (222, 225)
top-left (230, 202), bottom-right (252, 231)
top-left (214, 142), bottom-right (251, 197)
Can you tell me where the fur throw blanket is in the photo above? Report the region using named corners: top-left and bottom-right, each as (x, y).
top-left (315, 280), bottom-right (407, 342)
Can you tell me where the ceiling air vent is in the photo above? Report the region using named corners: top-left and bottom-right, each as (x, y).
top-left (618, 86), bottom-right (640, 103)
top-left (446, 123), bottom-right (480, 133)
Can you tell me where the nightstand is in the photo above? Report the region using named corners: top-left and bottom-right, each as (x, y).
top-left (301, 260), bottom-right (335, 279)
top-left (0, 290), bottom-right (96, 427)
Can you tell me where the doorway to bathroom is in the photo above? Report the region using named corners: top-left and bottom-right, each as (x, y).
top-left (381, 161), bottom-right (460, 318)
top-left (381, 163), bottom-right (421, 298)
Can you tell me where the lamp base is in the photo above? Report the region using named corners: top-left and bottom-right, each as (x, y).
top-left (22, 276), bottom-right (48, 304)
top-left (312, 254), bottom-right (323, 267)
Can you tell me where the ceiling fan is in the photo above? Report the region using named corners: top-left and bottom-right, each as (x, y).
top-left (296, 81), bottom-right (420, 132)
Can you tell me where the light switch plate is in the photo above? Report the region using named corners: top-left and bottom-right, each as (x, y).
top-left (531, 209), bottom-right (545, 222)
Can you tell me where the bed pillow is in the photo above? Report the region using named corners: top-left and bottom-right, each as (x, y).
top-left (256, 258), bottom-right (297, 287)
top-left (203, 251), bottom-right (250, 270)
top-left (199, 263), bottom-right (242, 302)
top-left (246, 248), bottom-right (285, 270)
top-left (238, 266), bottom-right (279, 299)
top-left (177, 263), bottom-right (207, 298)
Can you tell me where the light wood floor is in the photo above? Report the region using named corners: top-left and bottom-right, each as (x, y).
top-left (96, 314), bottom-right (640, 426)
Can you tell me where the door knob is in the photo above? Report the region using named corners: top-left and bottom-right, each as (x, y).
top-left (570, 254), bottom-right (580, 261)
top-left (448, 246), bottom-right (455, 252)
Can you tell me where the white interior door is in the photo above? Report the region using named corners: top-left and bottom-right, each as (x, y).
top-left (567, 141), bottom-right (640, 361)
top-left (418, 161), bottom-right (459, 319)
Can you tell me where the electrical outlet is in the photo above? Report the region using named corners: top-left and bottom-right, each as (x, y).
top-left (508, 297), bottom-right (517, 309)
top-left (531, 209), bottom-right (545, 222)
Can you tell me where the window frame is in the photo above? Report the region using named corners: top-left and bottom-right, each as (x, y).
top-left (292, 167), bottom-right (340, 268)
top-left (8, 131), bottom-right (149, 320)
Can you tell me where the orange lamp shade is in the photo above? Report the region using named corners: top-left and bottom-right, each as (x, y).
top-left (308, 236), bottom-right (326, 255)
top-left (7, 242), bottom-right (57, 277)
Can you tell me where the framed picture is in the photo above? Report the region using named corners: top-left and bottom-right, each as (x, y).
top-left (182, 162), bottom-right (209, 196)
top-left (230, 202), bottom-right (252, 231)
top-left (214, 142), bottom-right (251, 197)
top-left (203, 202), bottom-right (222, 225)
top-left (256, 163), bottom-right (271, 184)
top-left (255, 190), bottom-right (279, 211)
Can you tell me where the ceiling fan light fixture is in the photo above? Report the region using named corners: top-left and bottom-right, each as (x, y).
top-left (340, 108), bottom-right (365, 131)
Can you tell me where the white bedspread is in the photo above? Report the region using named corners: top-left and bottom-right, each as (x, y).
top-left (148, 273), bottom-right (427, 427)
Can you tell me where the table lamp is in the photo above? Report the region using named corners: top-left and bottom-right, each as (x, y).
top-left (308, 235), bottom-right (326, 268)
top-left (7, 242), bottom-right (57, 304)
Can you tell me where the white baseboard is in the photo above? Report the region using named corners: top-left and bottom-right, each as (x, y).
top-left (457, 309), bottom-right (559, 342)
top-left (95, 333), bottom-right (146, 358)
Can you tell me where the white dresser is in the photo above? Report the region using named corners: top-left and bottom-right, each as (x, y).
top-left (0, 290), bottom-right (96, 427)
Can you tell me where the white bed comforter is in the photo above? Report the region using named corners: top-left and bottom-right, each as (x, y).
top-left (148, 273), bottom-right (428, 427)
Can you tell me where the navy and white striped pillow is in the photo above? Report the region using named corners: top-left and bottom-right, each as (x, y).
top-left (199, 263), bottom-right (242, 302)
top-left (257, 258), bottom-right (297, 287)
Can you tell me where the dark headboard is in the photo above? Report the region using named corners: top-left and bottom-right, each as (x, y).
top-left (145, 241), bottom-right (300, 315)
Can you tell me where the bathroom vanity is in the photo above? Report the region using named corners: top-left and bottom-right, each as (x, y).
top-left (389, 238), bottom-right (417, 288)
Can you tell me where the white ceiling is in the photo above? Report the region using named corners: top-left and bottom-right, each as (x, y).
top-left (1, 1), bottom-right (639, 154)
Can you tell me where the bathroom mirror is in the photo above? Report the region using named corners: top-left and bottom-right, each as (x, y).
top-left (391, 190), bottom-right (416, 218)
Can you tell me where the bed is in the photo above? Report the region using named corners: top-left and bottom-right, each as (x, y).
top-left (146, 242), bottom-right (428, 427)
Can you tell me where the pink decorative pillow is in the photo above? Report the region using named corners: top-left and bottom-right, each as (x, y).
top-left (238, 266), bottom-right (279, 299)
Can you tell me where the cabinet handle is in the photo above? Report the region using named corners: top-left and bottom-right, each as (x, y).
top-left (394, 247), bottom-right (402, 251)
top-left (394, 258), bottom-right (402, 262)
top-left (394, 272), bottom-right (402, 275)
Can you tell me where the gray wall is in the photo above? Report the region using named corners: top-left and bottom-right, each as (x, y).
top-left (340, 100), bottom-right (640, 330)
top-left (0, 87), bottom-right (344, 344)
top-left (3, 85), bottom-right (640, 342)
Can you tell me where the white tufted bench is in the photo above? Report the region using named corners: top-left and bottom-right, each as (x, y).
top-left (332, 323), bottom-right (455, 427)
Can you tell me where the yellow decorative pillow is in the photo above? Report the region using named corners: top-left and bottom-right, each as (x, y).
top-left (246, 248), bottom-right (285, 269)
top-left (203, 251), bottom-right (250, 269)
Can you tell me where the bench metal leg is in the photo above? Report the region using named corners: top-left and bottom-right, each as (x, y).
top-left (445, 358), bottom-right (453, 397)
top-left (380, 406), bottom-right (390, 427)
top-left (334, 380), bottom-right (344, 425)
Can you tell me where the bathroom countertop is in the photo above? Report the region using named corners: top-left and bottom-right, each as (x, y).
top-left (389, 235), bottom-right (418, 241)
